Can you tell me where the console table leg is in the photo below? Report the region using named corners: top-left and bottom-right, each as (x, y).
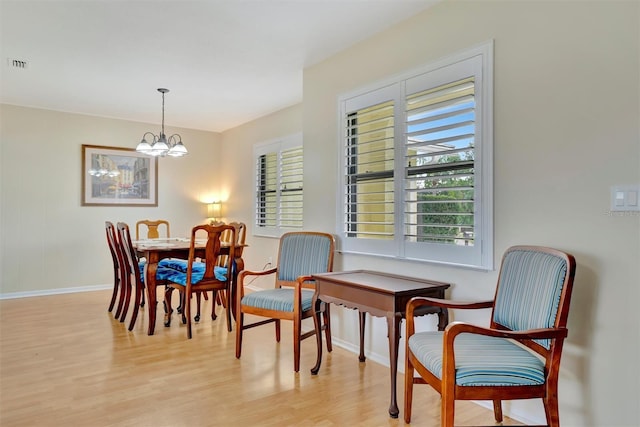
top-left (358, 311), bottom-right (366, 362)
top-left (437, 307), bottom-right (449, 331)
top-left (387, 314), bottom-right (401, 418)
top-left (311, 295), bottom-right (323, 375)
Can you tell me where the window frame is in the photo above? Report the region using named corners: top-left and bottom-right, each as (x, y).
top-left (253, 133), bottom-right (304, 238)
top-left (337, 42), bottom-right (494, 270)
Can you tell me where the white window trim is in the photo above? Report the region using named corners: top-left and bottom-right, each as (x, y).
top-left (253, 133), bottom-right (303, 238)
top-left (336, 41), bottom-right (494, 270)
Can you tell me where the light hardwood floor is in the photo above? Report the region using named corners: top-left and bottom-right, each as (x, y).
top-left (0, 290), bottom-right (522, 426)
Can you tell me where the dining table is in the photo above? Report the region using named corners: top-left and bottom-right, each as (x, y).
top-left (133, 237), bottom-right (245, 335)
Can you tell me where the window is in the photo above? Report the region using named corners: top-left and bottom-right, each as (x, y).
top-left (254, 134), bottom-right (303, 237)
top-left (339, 43), bottom-right (493, 269)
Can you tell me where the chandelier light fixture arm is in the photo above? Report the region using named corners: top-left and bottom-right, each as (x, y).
top-left (135, 88), bottom-right (188, 157)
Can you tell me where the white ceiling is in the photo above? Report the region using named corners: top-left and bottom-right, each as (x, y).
top-left (0, 0), bottom-right (437, 133)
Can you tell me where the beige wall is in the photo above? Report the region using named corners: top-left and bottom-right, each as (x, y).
top-left (0, 105), bottom-right (222, 294)
top-left (299, 1), bottom-right (638, 426)
top-left (219, 104), bottom-right (302, 285)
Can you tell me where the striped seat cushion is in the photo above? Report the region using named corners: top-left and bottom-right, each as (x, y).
top-left (241, 288), bottom-right (315, 312)
top-left (408, 331), bottom-right (545, 386)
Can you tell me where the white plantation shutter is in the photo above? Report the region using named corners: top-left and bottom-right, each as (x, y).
top-left (254, 134), bottom-right (303, 237)
top-left (280, 146), bottom-right (303, 229)
top-left (256, 151), bottom-right (277, 228)
top-left (345, 99), bottom-right (395, 240)
top-left (404, 77), bottom-right (476, 246)
top-left (339, 43), bottom-right (493, 269)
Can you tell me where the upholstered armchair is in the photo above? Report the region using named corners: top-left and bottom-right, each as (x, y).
top-left (404, 245), bottom-right (576, 427)
top-left (235, 231), bottom-right (335, 372)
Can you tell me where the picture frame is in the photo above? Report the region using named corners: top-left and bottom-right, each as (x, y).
top-left (81, 144), bottom-right (158, 207)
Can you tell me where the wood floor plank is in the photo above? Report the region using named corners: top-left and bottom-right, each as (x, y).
top-left (0, 290), bottom-right (522, 426)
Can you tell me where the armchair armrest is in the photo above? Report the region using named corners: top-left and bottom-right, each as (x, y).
top-left (406, 297), bottom-right (493, 336)
top-left (237, 267), bottom-right (278, 299)
top-left (444, 322), bottom-right (569, 343)
top-left (238, 267), bottom-right (277, 283)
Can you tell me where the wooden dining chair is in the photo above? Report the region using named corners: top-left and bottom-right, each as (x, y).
top-left (105, 221), bottom-right (126, 316)
top-left (135, 219), bottom-right (170, 240)
top-left (116, 222), bottom-right (173, 330)
top-left (235, 231), bottom-right (335, 372)
top-left (207, 221), bottom-right (246, 314)
top-left (162, 223), bottom-right (237, 338)
top-left (403, 246), bottom-right (577, 427)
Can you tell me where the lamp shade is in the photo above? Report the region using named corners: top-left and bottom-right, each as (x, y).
top-left (207, 202), bottom-right (222, 219)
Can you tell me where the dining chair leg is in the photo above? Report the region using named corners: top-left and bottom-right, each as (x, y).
top-left (211, 291), bottom-right (218, 320)
top-left (195, 291), bottom-right (202, 322)
top-left (185, 290), bottom-right (193, 339)
top-left (164, 287), bottom-right (174, 327)
top-left (224, 289), bottom-right (232, 332)
top-left (128, 280), bottom-right (143, 331)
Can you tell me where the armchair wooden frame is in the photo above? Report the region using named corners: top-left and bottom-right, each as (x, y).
top-left (404, 246), bottom-right (576, 427)
top-left (235, 231), bottom-right (335, 372)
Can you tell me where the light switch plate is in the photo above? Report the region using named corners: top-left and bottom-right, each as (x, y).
top-left (611, 184), bottom-right (640, 211)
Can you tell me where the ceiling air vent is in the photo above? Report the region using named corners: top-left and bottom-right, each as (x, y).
top-left (7, 58), bottom-right (28, 69)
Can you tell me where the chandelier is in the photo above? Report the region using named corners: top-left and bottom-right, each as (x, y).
top-left (135, 88), bottom-right (188, 157)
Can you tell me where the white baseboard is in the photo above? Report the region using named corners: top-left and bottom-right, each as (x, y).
top-left (0, 284), bottom-right (111, 300)
top-left (0, 282), bottom-right (263, 301)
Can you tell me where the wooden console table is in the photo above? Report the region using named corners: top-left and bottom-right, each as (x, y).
top-left (310, 270), bottom-right (450, 418)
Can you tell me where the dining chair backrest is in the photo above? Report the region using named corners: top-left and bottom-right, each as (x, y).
top-left (190, 223), bottom-right (237, 282)
top-left (163, 223), bottom-right (237, 338)
top-left (117, 222), bottom-right (146, 330)
top-left (118, 222), bottom-right (142, 287)
top-left (136, 219), bottom-right (170, 240)
top-left (105, 221), bottom-right (123, 313)
top-left (217, 221), bottom-right (246, 266)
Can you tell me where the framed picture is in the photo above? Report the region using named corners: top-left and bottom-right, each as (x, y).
top-left (81, 144), bottom-right (158, 206)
